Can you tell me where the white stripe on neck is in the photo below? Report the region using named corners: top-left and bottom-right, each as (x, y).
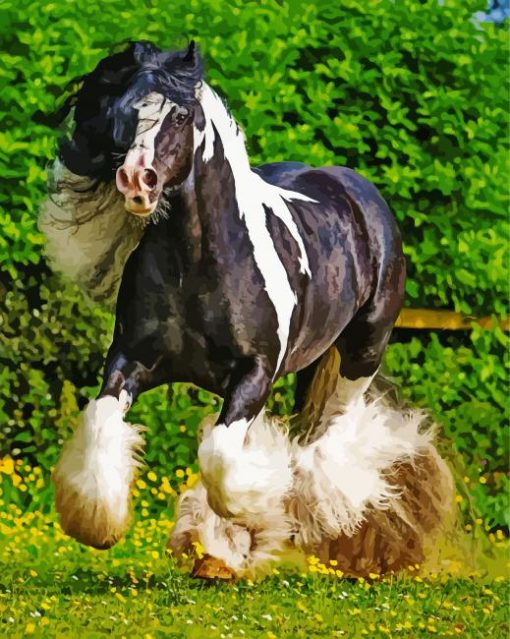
top-left (194, 83), bottom-right (315, 376)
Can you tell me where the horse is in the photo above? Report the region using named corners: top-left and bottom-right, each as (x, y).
top-left (40, 41), bottom-right (451, 576)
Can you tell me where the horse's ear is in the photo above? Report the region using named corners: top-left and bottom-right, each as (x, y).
top-left (133, 42), bottom-right (148, 62)
top-left (182, 40), bottom-right (198, 66)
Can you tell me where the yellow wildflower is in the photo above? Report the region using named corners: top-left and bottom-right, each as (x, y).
top-left (0, 458), bottom-right (14, 475)
top-left (192, 541), bottom-right (205, 559)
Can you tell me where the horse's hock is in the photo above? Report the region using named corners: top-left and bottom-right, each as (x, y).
top-left (170, 387), bottom-right (454, 580)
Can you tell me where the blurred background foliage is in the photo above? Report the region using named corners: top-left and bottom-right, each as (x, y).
top-left (0, 0), bottom-right (508, 529)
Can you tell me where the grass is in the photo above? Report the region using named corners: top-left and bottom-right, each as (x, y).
top-left (1, 461), bottom-right (509, 638)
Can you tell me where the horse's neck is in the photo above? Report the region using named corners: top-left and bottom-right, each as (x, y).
top-left (193, 83), bottom-right (252, 173)
top-left (179, 83), bottom-right (313, 285)
top-left (179, 84), bottom-right (254, 259)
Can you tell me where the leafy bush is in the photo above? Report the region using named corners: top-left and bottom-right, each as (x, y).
top-left (0, 0), bottom-right (508, 527)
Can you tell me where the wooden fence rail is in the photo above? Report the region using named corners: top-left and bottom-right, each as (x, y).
top-left (395, 309), bottom-right (510, 332)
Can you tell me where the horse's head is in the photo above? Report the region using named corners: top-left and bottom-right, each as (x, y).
top-left (59, 41), bottom-right (202, 217)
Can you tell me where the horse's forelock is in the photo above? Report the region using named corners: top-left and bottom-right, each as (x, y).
top-left (57, 41), bottom-right (203, 179)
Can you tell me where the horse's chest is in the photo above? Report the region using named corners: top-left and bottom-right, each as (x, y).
top-left (180, 275), bottom-right (266, 349)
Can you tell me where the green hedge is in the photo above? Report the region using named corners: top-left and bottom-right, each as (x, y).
top-left (0, 0), bottom-right (508, 527)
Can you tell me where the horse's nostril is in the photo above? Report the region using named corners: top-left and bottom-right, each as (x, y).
top-left (142, 168), bottom-right (158, 190)
top-left (132, 196), bottom-right (144, 206)
top-left (117, 168), bottom-right (129, 188)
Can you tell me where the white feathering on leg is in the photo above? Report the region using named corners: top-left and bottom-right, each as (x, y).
top-left (180, 413), bottom-right (294, 576)
top-left (53, 393), bottom-right (144, 549)
top-left (174, 392), bottom-right (452, 578)
top-left (168, 482), bottom-right (252, 572)
top-left (290, 399), bottom-right (433, 546)
top-left (197, 413), bottom-right (293, 522)
top-left (168, 479), bottom-right (294, 578)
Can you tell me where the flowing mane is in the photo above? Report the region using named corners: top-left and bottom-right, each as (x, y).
top-left (39, 42), bottom-right (202, 303)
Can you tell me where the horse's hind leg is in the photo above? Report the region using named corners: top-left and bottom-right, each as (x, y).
top-left (293, 358), bottom-right (322, 413)
top-left (334, 304), bottom-right (399, 408)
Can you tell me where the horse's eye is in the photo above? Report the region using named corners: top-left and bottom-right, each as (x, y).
top-left (176, 113), bottom-right (187, 124)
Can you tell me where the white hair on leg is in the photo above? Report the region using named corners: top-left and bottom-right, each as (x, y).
top-left (169, 476), bottom-right (293, 579)
top-left (171, 413), bottom-right (294, 577)
top-left (175, 389), bottom-right (453, 579)
top-left (198, 412), bottom-right (293, 522)
top-left (168, 482), bottom-right (251, 573)
top-left (38, 161), bottom-right (145, 303)
top-left (53, 392), bottom-right (144, 549)
top-left (289, 395), bottom-right (438, 547)
top-left (334, 372), bottom-right (377, 409)
top-left (310, 442), bottom-right (454, 576)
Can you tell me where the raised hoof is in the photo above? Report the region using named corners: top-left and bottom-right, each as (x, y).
top-left (191, 554), bottom-right (236, 581)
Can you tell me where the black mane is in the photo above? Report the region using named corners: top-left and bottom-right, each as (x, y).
top-left (58, 41), bottom-right (203, 180)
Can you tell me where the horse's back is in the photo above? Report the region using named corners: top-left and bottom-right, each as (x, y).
top-left (319, 166), bottom-right (403, 256)
top-left (258, 161), bottom-right (404, 289)
top-left (257, 162), bottom-right (401, 247)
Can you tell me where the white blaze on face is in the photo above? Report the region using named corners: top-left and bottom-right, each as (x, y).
top-left (124, 92), bottom-right (174, 168)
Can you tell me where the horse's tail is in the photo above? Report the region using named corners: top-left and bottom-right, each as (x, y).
top-left (291, 344), bottom-right (341, 444)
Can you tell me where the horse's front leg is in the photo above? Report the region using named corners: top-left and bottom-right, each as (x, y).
top-left (198, 355), bottom-right (289, 520)
top-left (53, 350), bottom-right (164, 549)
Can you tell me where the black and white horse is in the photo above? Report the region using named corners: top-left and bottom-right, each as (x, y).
top-left (41, 42), bottom-right (450, 576)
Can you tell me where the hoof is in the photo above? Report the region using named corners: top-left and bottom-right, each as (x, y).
top-left (191, 554), bottom-right (236, 581)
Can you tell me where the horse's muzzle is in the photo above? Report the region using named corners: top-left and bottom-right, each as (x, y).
top-left (116, 166), bottom-right (159, 216)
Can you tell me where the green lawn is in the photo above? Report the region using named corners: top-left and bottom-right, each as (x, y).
top-left (1, 504), bottom-right (508, 639)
